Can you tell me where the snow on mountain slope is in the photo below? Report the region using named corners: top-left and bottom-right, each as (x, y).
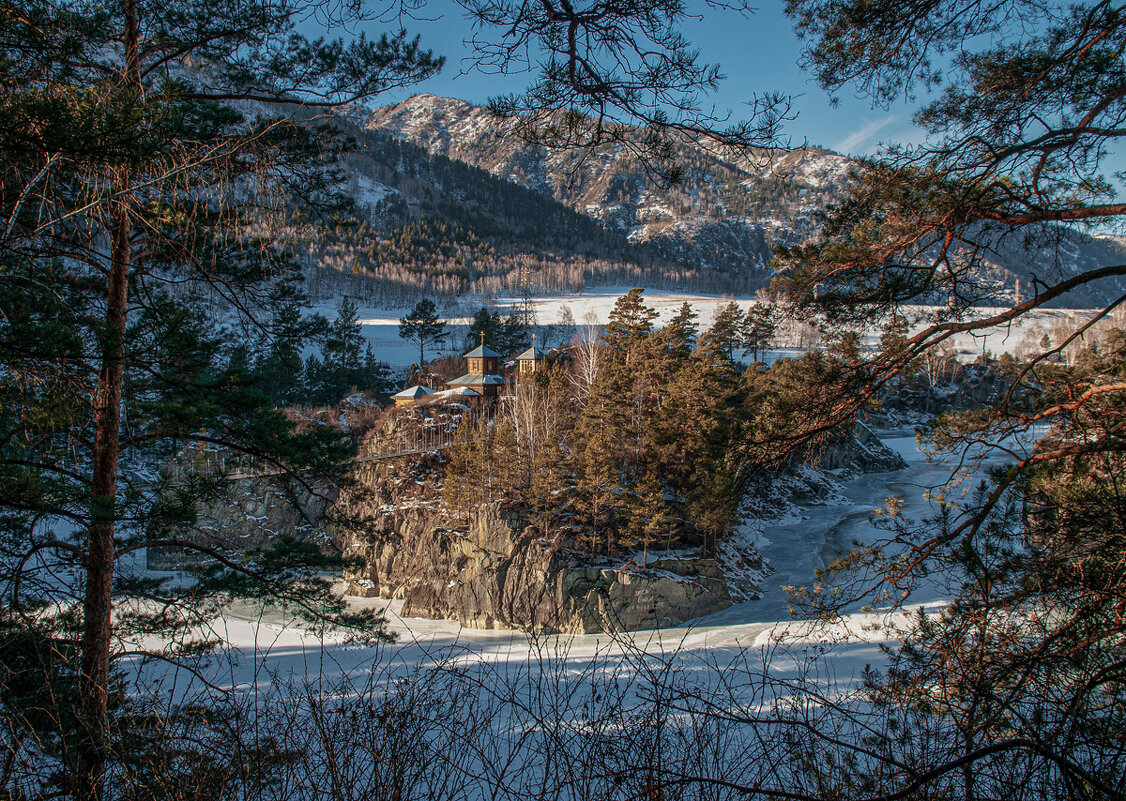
top-left (365, 94), bottom-right (853, 276)
top-left (359, 94), bottom-right (1126, 307)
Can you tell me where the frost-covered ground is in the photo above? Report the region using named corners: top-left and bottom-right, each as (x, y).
top-left (115, 431), bottom-right (1038, 798)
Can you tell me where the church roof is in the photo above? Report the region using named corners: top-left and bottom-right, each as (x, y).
top-left (434, 386), bottom-right (481, 398)
top-left (447, 373), bottom-right (507, 387)
top-left (516, 346), bottom-right (546, 361)
top-left (392, 384), bottom-right (436, 400)
top-left (462, 344), bottom-right (500, 359)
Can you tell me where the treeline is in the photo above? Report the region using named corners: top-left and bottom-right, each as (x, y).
top-left (440, 290), bottom-right (841, 556)
top-left (250, 299), bottom-right (391, 407)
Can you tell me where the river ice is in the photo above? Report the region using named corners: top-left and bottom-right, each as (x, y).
top-left (130, 430), bottom-right (1021, 699)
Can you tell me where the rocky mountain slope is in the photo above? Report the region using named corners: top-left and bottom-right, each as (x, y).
top-left (350, 93), bottom-right (1126, 308)
top-left (364, 94), bottom-right (849, 279)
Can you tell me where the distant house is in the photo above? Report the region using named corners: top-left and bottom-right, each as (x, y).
top-left (444, 342), bottom-right (507, 399)
top-left (391, 384), bottom-right (436, 406)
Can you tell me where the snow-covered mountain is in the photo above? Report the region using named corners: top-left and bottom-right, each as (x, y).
top-left (352, 93), bottom-right (1126, 307)
top-left (364, 94), bottom-right (851, 277)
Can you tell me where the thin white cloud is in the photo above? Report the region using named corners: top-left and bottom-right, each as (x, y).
top-left (834, 117), bottom-right (897, 154)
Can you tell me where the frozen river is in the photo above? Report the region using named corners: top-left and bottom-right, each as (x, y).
top-left (157, 429), bottom-right (1019, 697)
top-left (118, 428), bottom-right (1032, 800)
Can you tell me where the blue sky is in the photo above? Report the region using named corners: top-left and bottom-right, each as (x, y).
top-left (363, 1), bottom-right (924, 156)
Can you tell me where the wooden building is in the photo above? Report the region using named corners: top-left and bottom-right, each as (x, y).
top-left (515, 344), bottom-right (546, 377)
top-left (445, 342), bottom-right (507, 399)
top-left (391, 384), bottom-right (436, 406)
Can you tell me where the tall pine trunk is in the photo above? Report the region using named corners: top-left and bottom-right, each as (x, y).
top-left (78, 196), bottom-right (129, 801)
top-left (77, 5), bottom-right (139, 798)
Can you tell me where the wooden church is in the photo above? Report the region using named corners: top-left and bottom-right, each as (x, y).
top-left (444, 337), bottom-right (507, 399)
top-left (514, 333), bottom-right (545, 379)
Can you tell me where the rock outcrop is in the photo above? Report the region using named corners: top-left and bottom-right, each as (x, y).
top-left (147, 476), bottom-right (335, 570)
top-left (157, 414), bottom-right (902, 634)
top-left (342, 500), bottom-right (748, 633)
top-left (817, 422), bottom-right (908, 477)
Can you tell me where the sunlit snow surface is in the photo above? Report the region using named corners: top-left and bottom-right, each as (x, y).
top-left (130, 433), bottom-right (1026, 701)
top-left (116, 431), bottom-right (1044, 799)
top-left (314, 288), bottom-right (1092, 370)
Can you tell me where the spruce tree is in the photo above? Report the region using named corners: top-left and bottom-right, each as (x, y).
top-left (256, 302), bottom-right (317, 405)
top-left (309, 299), bottom-right (391, 404)
top-left (465, 307), bottom-right (503, 351)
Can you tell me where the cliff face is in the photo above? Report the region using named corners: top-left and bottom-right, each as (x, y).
top-left (334, 419), bottom-right (906, 633)
top-left (147, 475), bottom-right (335, 570)
top-left (338, 467), bottom-right (751, 633)
top-left (817, 422), bottom-right (909, 476)
top-left (160, 416), bottom-right (903, 633)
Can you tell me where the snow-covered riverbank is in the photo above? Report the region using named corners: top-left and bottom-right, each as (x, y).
top-left (135, 430), bottom-right (1012, 698)
top-left (117, 429), bottom-right (1040, 801)
top-left (318, 288), bottom-right (1093, 371)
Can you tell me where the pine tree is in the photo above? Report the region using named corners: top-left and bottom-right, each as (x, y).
top-left (604, 288), bottom-right (658, 365)
top-left (701, 301), bottom-right (744, 364)
top-left (665, 301), bottom-right (699, 358)
top-left (742, 303), bottom-right (777, 363)
top-left (576, 434), bottom-right (621, 555)
top-left (1, 2), bottom-right (441, 797)
top-left (399, 298), bottom-right (447, 365)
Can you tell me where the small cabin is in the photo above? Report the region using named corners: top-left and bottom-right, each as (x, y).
top-left (391, 385), bottom-right (436, 406)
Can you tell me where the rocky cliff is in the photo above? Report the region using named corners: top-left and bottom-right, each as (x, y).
top-left (158, 415), bottom-right (905, 633)
top-left (337, 455), bottom-right (758, 633)
top-left (147, 472), bottom-right (335, 570)
top-left (333, 415), bottom-right (906, 633)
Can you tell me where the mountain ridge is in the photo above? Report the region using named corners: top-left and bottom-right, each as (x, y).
top-left (297, 92), bottom-right (1126, 308)
top-left (364, 93), bottom-right (851, 276)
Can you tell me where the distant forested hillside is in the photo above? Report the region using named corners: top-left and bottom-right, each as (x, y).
top-left (283, 95), bottom-right (1126, 307)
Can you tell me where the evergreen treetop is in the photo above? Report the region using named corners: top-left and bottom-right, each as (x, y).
top-left (398, 298), bottom-right (447, 365)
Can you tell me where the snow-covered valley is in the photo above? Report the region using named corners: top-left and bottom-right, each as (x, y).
top-left (320, 288), bottom-right (1107, 372)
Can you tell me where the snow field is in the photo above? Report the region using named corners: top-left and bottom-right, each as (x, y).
top-left (115, 430), bottom-right (1032, 798)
